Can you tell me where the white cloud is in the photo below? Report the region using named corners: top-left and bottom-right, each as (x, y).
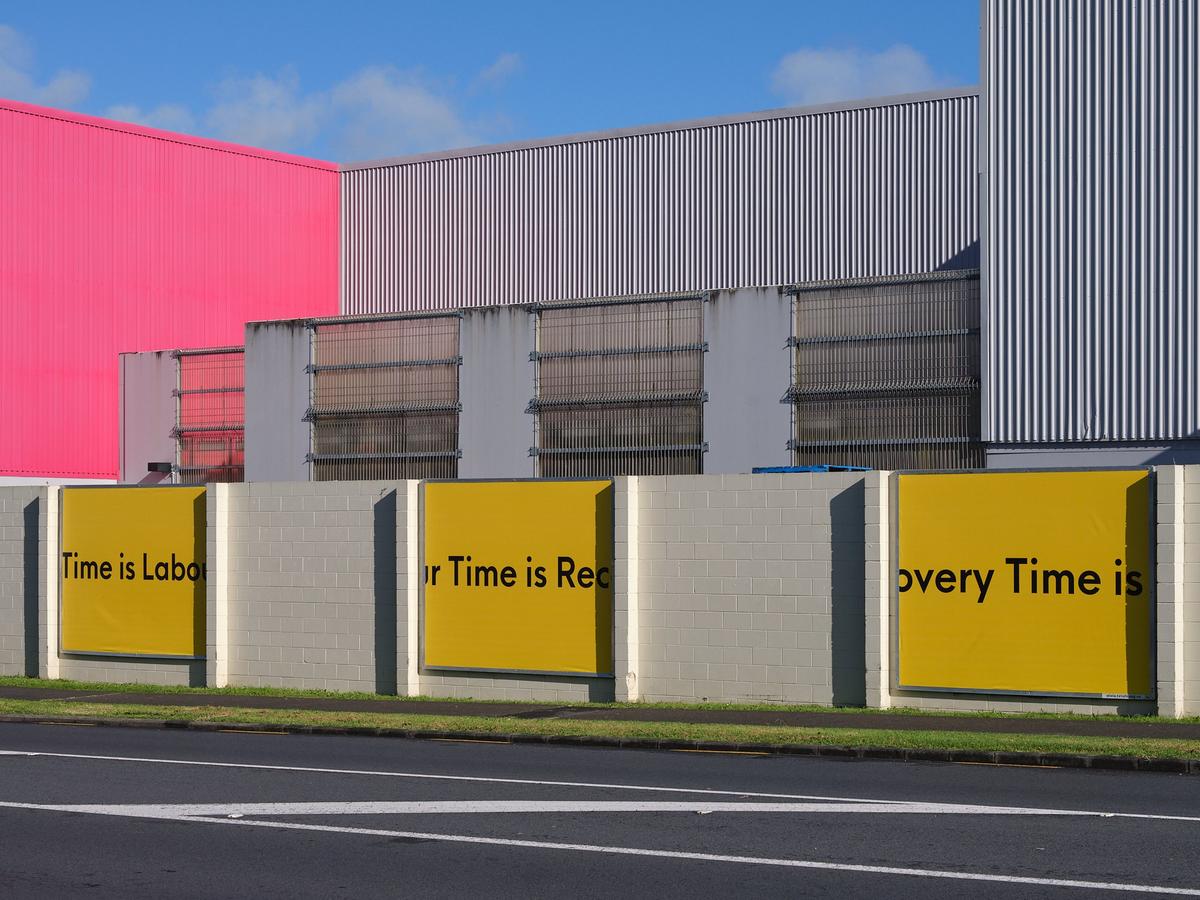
top-left (104, 102), bottom-right (196, 133)
top-left (330, 65), bottom-right (477, 159)
top-left (205, 67), bottom-right (324, 150)
top-left (771, 44), bottom-right (948, 106)
top-left (102, 60), bottom-right (499, 158)
top-left (473, 52), bottom-right (522, 91)
top-left (0, 24), bottom-right (90, 107)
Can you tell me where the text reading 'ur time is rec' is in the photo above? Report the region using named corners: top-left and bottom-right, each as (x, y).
top-left (425, 555), bottom-right (611, 590)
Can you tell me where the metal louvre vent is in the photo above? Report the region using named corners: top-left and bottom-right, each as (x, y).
top-left (531, 295), bottom-right (705, 477)
top-left (174, 347), bottom-right (245, 484)
top-left (787, 271), bottom-right (982, 470)
top-left (307, 314), bottom-right (461, 481)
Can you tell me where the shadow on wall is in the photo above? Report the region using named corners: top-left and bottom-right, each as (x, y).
top-left (1146, 440), bottom-right (1200, 466)
top-left (830, 480), bottom-right (866, 706)
top-left (936, 240), bottom-right (980, 271)
top-left (374, 490), bottom-right (398, 695)
top-left (22, 498), bottom-right (39, 677)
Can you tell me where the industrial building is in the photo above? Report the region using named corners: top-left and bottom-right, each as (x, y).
top-left (3, 0), bottom-right (1198, 484)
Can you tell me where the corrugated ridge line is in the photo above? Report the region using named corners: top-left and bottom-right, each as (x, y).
top-left (340, 87), bottom-right (980, 170)
top-left (0, 97), bottom-right (336, 171)
top-left (985, 0), bottom-right (1198, 443)
top-left (340, 94), bottom-right (979, 315)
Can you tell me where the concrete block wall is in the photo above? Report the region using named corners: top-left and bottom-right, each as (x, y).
top-left (56, 648), bottom-right (204, 686)
top-left (224, 481), bottom-right (402, 693)
top-left (3, 469), bottom-right (1200, 715)
top-left (1181, 467), bottom-right (1200, 714)
top-left (0, 487), bottom-right (43, 676)
top-left (633, 472), bottom-right (866, 705)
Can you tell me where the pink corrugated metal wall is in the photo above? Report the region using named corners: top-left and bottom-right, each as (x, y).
top-left (0, 99), bottom-right (339, 479)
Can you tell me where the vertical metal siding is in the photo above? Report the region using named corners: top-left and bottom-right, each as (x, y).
top-left (0, 100), bottom-right (339, 480)
top-left (985, 0), bottom-right (1199, 443)
top-left (340, 94), bottom-right (979, 314)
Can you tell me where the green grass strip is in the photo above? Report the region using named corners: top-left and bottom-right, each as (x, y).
top-left (1, 674), bottom-right (1197, 725)
top-left (2, 698), bottom-right (1199, 761)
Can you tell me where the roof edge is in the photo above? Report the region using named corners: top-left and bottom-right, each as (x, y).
top-left (340, 85), bottom-right (980, 172)
top-left (0, 97), bottom-right (338, 172)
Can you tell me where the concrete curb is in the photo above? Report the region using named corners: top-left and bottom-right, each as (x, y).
top-left (3, 713), bottom-right (1199, 775)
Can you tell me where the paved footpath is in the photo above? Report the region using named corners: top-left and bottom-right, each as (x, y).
top-left (2, 721), bottom-right (1200, 898)
top-left (0, 684), bottom-right (1196, 740)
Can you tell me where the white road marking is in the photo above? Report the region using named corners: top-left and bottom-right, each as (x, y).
top-left (3, 800), bottom-right (1198, 896)
top-left (2, 747), bottom-right (1200, 823)
top-left (0, 799), bottom-right (1082, 818)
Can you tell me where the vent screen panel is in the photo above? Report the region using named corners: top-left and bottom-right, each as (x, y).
top-left (175, 348), bottom-right (245, 484)
top-left (789, 273), bottom-right (982, 470)
top-left (532, 297), bottom-right (705, 477)
top-left (308, 315), bottom-right (461, 481)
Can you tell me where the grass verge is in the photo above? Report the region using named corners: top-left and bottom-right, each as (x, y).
top-left (2, 698), bottom-right (1199, 761)
top-left (2, 676), bottom-right (1196, 726)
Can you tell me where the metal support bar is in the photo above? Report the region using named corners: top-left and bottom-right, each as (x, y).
top-left (305, 357), bottom-right (461, 374)
top-left (788, 436), bottom-right (974, 449)
top-left (305, 450), bottom-right (462, 462)
top-left (171, 346), bottom-right (245, 358)
top-left (527, 391), bottom-right (706, 412)
top-left (783, 380), bottom-right (979, 402)
top-left (304, 403), bottom-right (461, 421)
top-left (171, 424), bottom-right (245, 436)
top-left (786, 268), bottom-right (981, 294)
top-left (172, 387), bottom-right (245, 397)
top-left (787, 328), bottom-right (977, 347)
top-left (530, 443), bottom-right (707, 456)
top-left (530, 342), bottom-right (706, 362)
top-left (306, 310), bottom-right (463, 328)
top-left (529, 292), bottom-right (709, 313)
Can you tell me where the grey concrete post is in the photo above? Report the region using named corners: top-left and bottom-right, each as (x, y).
top-left (459, 306), bottom-right (536, 478)
top-left (244, 320), bottom-right (312, 482)
top-left (118, 351), bottom-right (176, 483)
top-left (702, 288), bottom-right (792, 474)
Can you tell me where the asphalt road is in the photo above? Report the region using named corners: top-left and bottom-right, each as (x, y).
top-left (1, 723), bottom-right (1198, 898)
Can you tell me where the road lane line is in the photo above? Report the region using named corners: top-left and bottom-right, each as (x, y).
top-left (25, 800), bottom-right (1083, 817)
top-left (2, 749), bottom-right (1200, 823)
top-left (430, 738), bottom-right (512, 745)
top-left (1, 802), bottom-right (1195, 896)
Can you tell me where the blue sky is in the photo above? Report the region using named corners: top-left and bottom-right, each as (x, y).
top-left (0, 0), bottom-right (979, 162)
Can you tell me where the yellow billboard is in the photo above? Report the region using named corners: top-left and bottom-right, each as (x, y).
top-left (61, 487), bottom-right (206, 658)
top-left (423, 480), bottom-right (613, 675)
top-left (896, 469), bottom-right (1153, 699)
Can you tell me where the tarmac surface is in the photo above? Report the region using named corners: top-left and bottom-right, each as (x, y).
top-left (1, 721), bottom-right (1199, 898)
top-left (0, 683), bottom-right (1196, 739)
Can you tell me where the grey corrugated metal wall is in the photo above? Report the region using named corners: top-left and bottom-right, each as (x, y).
top-left (984, 0), bottom-right (1199, 444)
top-left (340, 91), bottom-right (979, 314)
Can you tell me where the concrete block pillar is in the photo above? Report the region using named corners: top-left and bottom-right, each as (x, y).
top-left (864, 470), bottom-right (892, 708)
top-left (613, 477), bottom-right (640, 701)
top-left (1182, 466), bottom-right (1200, 716)
top-left (207, 483), bottom-right (230, 688)
top-left (42, 485), bottom-right (60, 680)
top-left (402, 479), bottom-right (421, 696)
top-left (1155, 466), bottom-right (1185, 716)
